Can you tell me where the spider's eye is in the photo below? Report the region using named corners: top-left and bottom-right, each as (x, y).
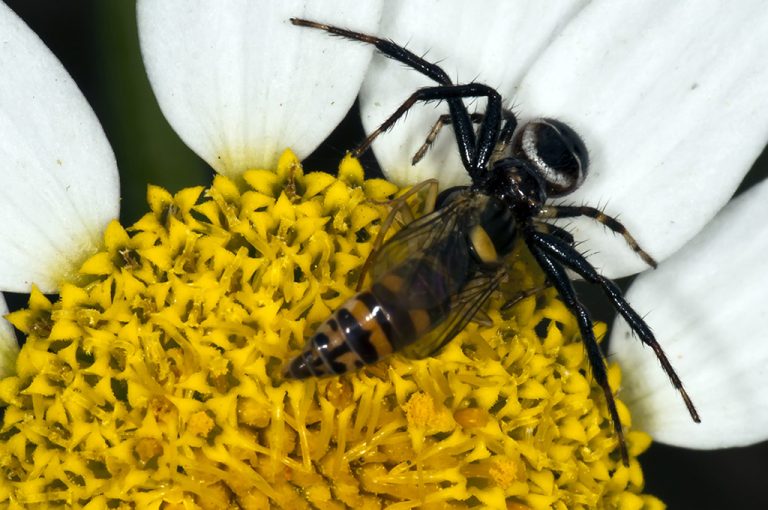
top-left (512, 118), bottom-right (588, 197)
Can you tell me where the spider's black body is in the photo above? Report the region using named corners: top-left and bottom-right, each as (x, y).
top-left (287, 18), bottom-right (699, 465)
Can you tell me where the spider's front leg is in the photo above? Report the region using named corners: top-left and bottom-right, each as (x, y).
top-left (350, 83), bottom-right (505, 180)
top-left (290, 17), bottom-right (479, 171)
top-left (290, 18), bottom-right (519, 176)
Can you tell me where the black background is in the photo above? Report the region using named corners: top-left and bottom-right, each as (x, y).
top-left (4, 2), bottom-right (768, 508)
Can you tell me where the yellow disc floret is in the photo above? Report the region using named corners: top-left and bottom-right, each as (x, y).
top-left (0, 150), bottom-right (661, 509)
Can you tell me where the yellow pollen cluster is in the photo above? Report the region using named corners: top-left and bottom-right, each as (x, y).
top-left (0, 151), bottom-right (661, 509)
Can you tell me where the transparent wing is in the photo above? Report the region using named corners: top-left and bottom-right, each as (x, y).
top-left (370, 191), bottom-right (475, 281)
top-left (366, 190), bottom-right (503, 359)
top-left (401, 267), bottom-right (505, 359)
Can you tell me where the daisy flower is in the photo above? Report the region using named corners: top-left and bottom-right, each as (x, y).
top-left (0, 1), bottom-right (766, 508)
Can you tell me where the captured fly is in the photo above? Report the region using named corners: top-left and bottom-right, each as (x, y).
top-left (284, 18), bottom-right (700, 464)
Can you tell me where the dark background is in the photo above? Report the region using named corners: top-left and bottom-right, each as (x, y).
top-left (4, 2), bottom-right (768, 508)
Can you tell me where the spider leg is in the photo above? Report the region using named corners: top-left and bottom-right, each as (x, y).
top-left (490, 110), bottom-right (518, 166)
top-left (537, 205), bottom-right (657, 268)
top-left (533, 221), bottom-right (575, 245)
top-left (290, 18), bottom-right (479, 173)
top-left (351, 83), bottom-right (504, 180)
top-left (290, 19), bottom-right (516, 178)
top-left (357, 179), bottom-right (439, 291)
top-left (498, 221), bottom-right (576, 311)
top-left (528, 229), bottom-right (700, 422)
top-left (526, 230), bottom-right (629, 466)
top-left (412, 113), bottom-right (484, 165)
top-left (291, 18), bottom-right (453, 83)
top-left (413, 109), bottom-right (517, 166)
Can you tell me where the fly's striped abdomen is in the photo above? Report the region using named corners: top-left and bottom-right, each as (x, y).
top-left (282, 290), bottom-right (393, 378)
top-left (372, 258), bottom-right (457, 350)
top-left (283, 251), bottom-right (467, 379)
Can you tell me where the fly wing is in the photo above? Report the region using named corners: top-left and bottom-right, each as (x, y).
top-left (400, 267), bottom-right (505, 359)
top-left (365, 190), bottom-right (501, 357)
top-left (369, 192), bottom-right (473, 281)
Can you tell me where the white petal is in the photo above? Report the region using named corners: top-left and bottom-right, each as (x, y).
top-left (0, 293), bottom-right (18, 378)
top-left (138, 0), bottom-right (382, 178)
top-left (360, 0), bottom-right (587, 187)
top-left (515, 0), bottom-right (768, 277)
top-left (609, 177), bottom-right (768, 449)
top-left (0, 4), bottom-right (120, 293)
top-left (361, 1), bottom-right (768, 278)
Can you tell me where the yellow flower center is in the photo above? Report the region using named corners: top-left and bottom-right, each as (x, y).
top-left (0, 150), bottom-right (661, 509)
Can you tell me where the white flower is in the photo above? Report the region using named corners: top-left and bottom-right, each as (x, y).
top-left (0, 0), bottom-right (766, 458)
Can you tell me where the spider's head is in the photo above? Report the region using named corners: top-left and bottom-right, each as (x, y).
top-left (511, 118), bottom-right (589, 198)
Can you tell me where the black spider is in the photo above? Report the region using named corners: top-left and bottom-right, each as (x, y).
top-left (290, 18), bottom-right (700, 465)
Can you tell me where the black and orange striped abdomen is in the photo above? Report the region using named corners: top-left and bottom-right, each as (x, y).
top-left (283, 252), bottom-right (467, 378)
